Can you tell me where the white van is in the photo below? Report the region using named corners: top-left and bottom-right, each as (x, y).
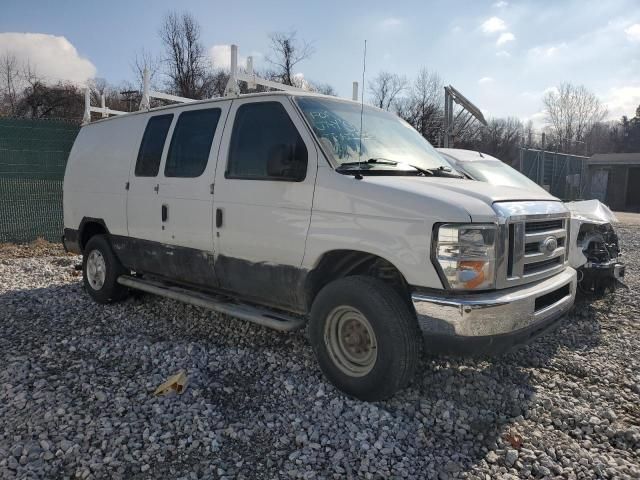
top-left (63, 92), bottom-right (576, 400)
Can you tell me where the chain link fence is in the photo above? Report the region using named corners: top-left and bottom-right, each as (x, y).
top-left (516, 148), bottom-right (588, 201)
top-left (0, 118), bottom-right (79, 243)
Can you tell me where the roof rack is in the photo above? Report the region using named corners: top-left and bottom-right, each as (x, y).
top-left (82, 44), bottom-right (311, 125)
top-left (224, 44), bottom-right (307, 96)
top-left (82, 89), bottom-right (127, 124)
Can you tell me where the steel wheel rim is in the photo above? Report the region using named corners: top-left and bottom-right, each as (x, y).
top-left (86, 250), bottom-right (106, 290)
top-left (324, 305), bottom-right (377, 377)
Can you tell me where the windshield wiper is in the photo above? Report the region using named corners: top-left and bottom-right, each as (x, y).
top-left (338, 158), bottom-right (398, 167)
top-left (336, 158), bottom-right (464, 179)
top-left (421, 165), bottom-right (464, 178)
top-left (400, 164), bottom-right (463, 178)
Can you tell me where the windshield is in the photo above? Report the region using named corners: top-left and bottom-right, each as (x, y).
top-left (457, 160), bottom-right (547, 192)
top-left (295, 97), bottom-right (455, 173)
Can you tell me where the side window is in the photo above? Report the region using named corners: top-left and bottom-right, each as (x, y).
top-left (226, 102), bottom-right (308, 181)
top-left (165, 108), bottom-right (221, 178)
top-left (135, 114), bottom-right (173, 177)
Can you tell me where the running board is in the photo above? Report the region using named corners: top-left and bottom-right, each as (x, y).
top-left (117, 276), bottom-right (305, 332)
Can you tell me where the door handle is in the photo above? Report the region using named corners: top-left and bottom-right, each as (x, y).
top-left (216, 208), bottom-right (223, 228)
top-left (154, 184), bottom-right (159, 193)
top-left (162, 204), bottom-right (168, 222)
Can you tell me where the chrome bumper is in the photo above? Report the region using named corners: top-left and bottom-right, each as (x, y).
top-left (412, 267), bottom-right (576, 338)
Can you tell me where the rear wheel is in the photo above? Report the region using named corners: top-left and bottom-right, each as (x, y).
top-left (309, 276), bottom-right (421, 401)
top-left (82, 235), bottom-right (129, 303)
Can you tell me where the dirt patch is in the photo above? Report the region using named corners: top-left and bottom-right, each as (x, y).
top-left (0, 238), bottom-right (72, 259)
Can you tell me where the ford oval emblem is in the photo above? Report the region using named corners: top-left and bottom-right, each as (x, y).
top-left (542, 236), bottom-right (558, 254)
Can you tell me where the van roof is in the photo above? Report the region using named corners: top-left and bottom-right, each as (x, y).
top-left (84, 90), bottom-right (360, 126)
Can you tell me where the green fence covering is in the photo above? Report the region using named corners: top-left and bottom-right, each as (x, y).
top-left (0, 117), bottom-right (79, 243)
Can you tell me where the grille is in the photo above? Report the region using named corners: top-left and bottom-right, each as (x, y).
top-left (525, 219), bottom-right (563, 233)
top-left (523, 256), bottom-right (562, 275)
top-left (524, 243), bottom-right (539, 254)
top-left (535, 283), bottom-right (571, 311)
top-left (501, 215), bottom-right (568, 287)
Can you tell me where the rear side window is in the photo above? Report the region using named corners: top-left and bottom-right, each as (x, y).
top-left (135, 114), bottom-right (173, 177)
top-left (165, 108), bottom-right (221, 178)
top-left (226, 102), bottom-right (307, 181)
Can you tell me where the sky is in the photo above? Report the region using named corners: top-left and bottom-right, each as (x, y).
top-left (1, 0), bottom-right (639, 127)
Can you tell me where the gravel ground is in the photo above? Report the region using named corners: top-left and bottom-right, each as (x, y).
top-left (0, 228), bottom-right (639, 480)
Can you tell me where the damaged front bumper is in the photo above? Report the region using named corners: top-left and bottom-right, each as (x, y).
top-left (412, 267), bottom-right (577, 354)
top-left (578, 259), bottom-right (626, 294)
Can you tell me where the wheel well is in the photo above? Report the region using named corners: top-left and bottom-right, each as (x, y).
top-left (79, 220), bottom-right (108, 252)
top-left (305, 250), bottom-right (411, 310)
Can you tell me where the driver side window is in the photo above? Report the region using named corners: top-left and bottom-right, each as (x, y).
top-left (226, 102), bottom-right (307, 182)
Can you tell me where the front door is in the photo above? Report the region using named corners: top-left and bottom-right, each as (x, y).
top-left (213, 96), bottom-right (318, 310)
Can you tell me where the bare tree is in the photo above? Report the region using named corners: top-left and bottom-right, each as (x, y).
top-left (159, 11), bottom-right (211, 99)
top-left (266, 31), bottom-right (314, 86)
top-left (132, 48), bottom-right (161, 91)
top-left (543, 83), bottom-right (607, 153)
top-left (368, 71), bottom-right (408, 111)
top-left (0, 53), bottom-right (20, 115)
top-left (399, 68), bottom-right (444, 144)
top-left (309, 81), bottom-right (337, 96)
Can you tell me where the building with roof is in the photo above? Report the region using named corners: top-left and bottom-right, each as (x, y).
top-left (587, 153), bottom-right (640, 212)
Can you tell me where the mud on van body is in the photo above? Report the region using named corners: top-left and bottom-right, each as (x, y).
top-left (64, 91), bottom-right (576, 400)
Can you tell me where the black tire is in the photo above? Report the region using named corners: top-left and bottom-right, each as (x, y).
top-left (309, 275), bottom-right (422, 401)
top-left (82, 234), bottom-right (129, 304)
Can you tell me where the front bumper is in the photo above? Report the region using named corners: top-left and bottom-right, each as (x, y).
top-left (412, 267), bottom-right (576, 354)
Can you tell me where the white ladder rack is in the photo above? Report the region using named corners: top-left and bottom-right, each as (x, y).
top-left (82, 43), bottom-right (350, 124)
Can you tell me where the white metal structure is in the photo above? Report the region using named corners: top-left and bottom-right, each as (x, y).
top-left (68, 57), bottom-right (578, 401)
top-left (83, 44), bottom-right (310, 125)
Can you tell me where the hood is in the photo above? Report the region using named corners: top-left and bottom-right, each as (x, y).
top-left (565, 199), bottom-right (618, 224)
top-left (362, 176), bottom-right (560, 222)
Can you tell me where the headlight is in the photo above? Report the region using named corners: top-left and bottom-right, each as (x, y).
top-left (433, 224), bottom-right (497, 290)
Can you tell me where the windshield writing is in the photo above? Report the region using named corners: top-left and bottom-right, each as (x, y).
top-left (296, 97), bottom-right (455, 173)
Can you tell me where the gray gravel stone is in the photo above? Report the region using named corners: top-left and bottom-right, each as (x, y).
top-left (1, 225), bottom-right (639, 479)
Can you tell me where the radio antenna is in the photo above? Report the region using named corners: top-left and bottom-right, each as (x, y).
top-left (357, 39), bottom-right (367, 175)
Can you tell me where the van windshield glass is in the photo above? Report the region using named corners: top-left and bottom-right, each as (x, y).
top-left (295, 97), bottom-right (454, 173)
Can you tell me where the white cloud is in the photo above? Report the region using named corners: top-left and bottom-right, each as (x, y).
top-left (492, 1), bottom-right (508, 7)
top-left (528, 43), bottom-right (567, 59)
top-left (625, 23), bottom-right (640, 42)
top-left (481, 17), bottom-right (507, 34)
top-left (0, 32), bottom-right (96, 85)
top-left (496, 32), bottom-right (515, 46)
top-left (496, 50), bottom-right (511, 57)
top-left (379, 17), bottom-right (403, 30)
top-left (526, 111), bottom-right (547, 130)
top-left (603, 85), bottom-right (640, 119)
top-left (210, 44), bottom-right (250, 70)
top-left (292, 72), bottom-right (313, 91)
top-left (478, 76), bottom-right (494, 84)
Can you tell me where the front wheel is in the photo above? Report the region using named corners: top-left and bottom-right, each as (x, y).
top-left (309, 276), bottom-right (422, 401)
top-left (82, 234), bottom-right (129, 304)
